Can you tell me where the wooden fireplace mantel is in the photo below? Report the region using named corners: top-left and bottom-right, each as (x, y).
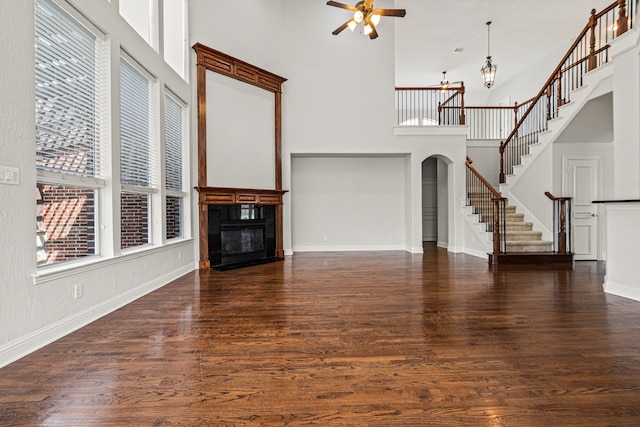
top-left (195, 186), bottom-right (287, 268)
top-left (195, 186), bottom-right (287, 205)
top-left (193, 43), bottom-right (287, 269)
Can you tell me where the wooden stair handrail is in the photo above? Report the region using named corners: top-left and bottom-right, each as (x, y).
top-left (499, 1), bottom-right (628, 183)
top-left (466, 157), bottom-right (506, 253)
top-left (395, 85), bottom-right (464, 91)
top-left (466, 157), bottom-right (501, 198)
top-left (545, 192), bottom-right (572, 202)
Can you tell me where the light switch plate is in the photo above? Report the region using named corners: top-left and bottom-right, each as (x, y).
top-left (0, 166), bottom-right (19, 185)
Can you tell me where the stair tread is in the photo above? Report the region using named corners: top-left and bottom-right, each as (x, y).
top-left (505, 240), bottom-right (553, 246)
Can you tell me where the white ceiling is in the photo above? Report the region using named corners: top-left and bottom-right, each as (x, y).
top-left (393, 0), bottom-right (615, 92)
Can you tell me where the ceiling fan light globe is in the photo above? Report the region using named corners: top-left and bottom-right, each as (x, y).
top-left (354, 10), bottom-right (364, 23)
top-left (347, 20), bottom-right (357, 31)
top-left (371, 13), bottom-right (381, 26)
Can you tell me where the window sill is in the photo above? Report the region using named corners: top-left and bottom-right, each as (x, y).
top-left (32, 238), bottom-right (193, 285)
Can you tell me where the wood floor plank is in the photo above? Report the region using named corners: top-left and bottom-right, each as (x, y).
top-left (2, 245), bottom-right (640, 425)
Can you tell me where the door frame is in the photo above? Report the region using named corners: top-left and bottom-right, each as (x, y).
top-left (561, 154), bottom-right (603, 260)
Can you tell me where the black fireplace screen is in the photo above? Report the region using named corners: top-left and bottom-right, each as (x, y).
top-left (208, 204), bottom-right (276, 268)
top-left (221, 227), bottom-right (265, 256)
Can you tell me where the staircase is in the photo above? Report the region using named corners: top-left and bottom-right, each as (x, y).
top-left (502, 204), bottom-right (552, 252)
top-left (466, 191), bottom-right (553, 254)
top-left (465, 0), bottom-right (633, 264)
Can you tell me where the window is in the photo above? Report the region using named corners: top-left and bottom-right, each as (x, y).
top-left (35, 0), bottom-right (105, 266)
top-left (34, 0), bottom-right (189, 272)
top-left (162, 0), bottom-right (186, 78)
top-left (119, 0), bottom-right (187, 79)
top-left (119, 0), bottom-right (152, 46)
top-left (164, 92), bottom-right (186, 240)
top-left (120, 56), bottom-right (156, 249)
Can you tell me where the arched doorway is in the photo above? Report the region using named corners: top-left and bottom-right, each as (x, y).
top-left (421, 156), bottom-right (450, 248)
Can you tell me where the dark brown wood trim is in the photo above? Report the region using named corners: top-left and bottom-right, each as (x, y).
top-left (195, 187), bottom-right (287, 205)
top-left (196, 63), bottom-right (207, 188)
top-left (275, 91), bottom-right (283, 191)
top-left (192, 43), bottom-right (287, 268)
top-left (489, 252), bottom-right (574, 266)
top-left (195, 187), bottom-right (288, 264)
top-left (193, 43), bottom-right (287, 93)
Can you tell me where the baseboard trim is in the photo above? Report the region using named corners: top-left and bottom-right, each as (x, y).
top-left (604, 278), bottom-right (640, 303)
top-left (0, 264), bottom-right (194, 369)
top-left (464, 248), bottom-right (489, 259)
top-left (292, 244), bottom-right (406, 252)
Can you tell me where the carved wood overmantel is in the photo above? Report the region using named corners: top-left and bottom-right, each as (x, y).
top-left (193, 43), bottom-right (287, 268)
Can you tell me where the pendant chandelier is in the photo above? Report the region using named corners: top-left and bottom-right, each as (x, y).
top-left (481, 21), bottom-right (497, 89)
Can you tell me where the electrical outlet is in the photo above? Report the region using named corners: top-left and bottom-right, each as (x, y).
top-left (323, 235), bottom-right (328, 241)
top-left (178, 251), bottom-right (182, 260)
top-left (73, 283), bottom-right (83, 299)
top-left (0, 166), bottom-right (19, 185)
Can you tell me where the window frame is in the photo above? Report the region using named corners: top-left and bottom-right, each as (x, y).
top-left (163, 90), bottom-right (188, 240)
top-left (119, 52), bottom-right (160, 250)
top-left (35, 0), bottom-right (108, 268)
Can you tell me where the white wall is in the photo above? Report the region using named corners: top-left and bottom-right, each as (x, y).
top-left (291, 156), bottom-right (406, 251)
top-left (612, 34), bottom-right (640, 198)
top-left (205, 71), bottom-right (276, 190)
top-left (437, 157), bottom-right (449, 247)
top-left (0, 0), bottom-right (195, 368)
top-left (467, 140), bottom-right (501, 187)
top-left (189, 0), bottom-right (285, 76)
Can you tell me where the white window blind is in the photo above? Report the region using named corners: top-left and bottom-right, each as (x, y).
top-left (164, 93), bottom-right (183, 192)
top-left (35, 0), bottom-right (101, 178)
top-left (120, 57), bottom-right (152, 188)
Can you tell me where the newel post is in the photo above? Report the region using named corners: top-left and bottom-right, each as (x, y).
top-left (616, 0), bottom-right (629, 36)
top-left (492, 199), bottom-right (501, 253)
top-left (437, 101), bottom-right (442, 125)
top-left (459, 83), bottom-right (466, 125)
top-left (558, 199), bottom-right (567, 254)
top-left (513, 102), bottom-right (519, 128)
top-left (588, 9), bottom-right (597, 71)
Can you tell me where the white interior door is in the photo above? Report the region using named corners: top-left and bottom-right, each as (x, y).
top-left (564, 157), bottom-right (600, 260)
top-left (422, 178), bottom-right (437, 241)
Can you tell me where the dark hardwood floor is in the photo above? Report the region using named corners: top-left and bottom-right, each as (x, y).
top-left (2, 244), bottom-right (640, 426)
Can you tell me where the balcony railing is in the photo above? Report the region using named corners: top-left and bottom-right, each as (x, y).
top-left (396, 88), bottom-right (536, 140)
top-left (395, 86), bottom-right (465, 127)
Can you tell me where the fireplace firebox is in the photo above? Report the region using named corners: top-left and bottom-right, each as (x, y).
top-left (208, 204), bottom-right (278, 269)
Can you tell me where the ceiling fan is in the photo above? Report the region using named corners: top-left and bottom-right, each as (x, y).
top-left (435, 71), bottom-right (463, 89)
top-left (327, 0), bottom-right (406, 40)
top-left (424, 71), bottom-right (464, 90)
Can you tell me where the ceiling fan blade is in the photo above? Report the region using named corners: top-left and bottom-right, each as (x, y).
top-left (373, 9), bottom-right (406, 17)
top-left (326, 1), bottom-right (357, 11)
top-left (368, 24), bottom-right (379, 40)
top-left (332, 19), bottom-right (353, 35)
